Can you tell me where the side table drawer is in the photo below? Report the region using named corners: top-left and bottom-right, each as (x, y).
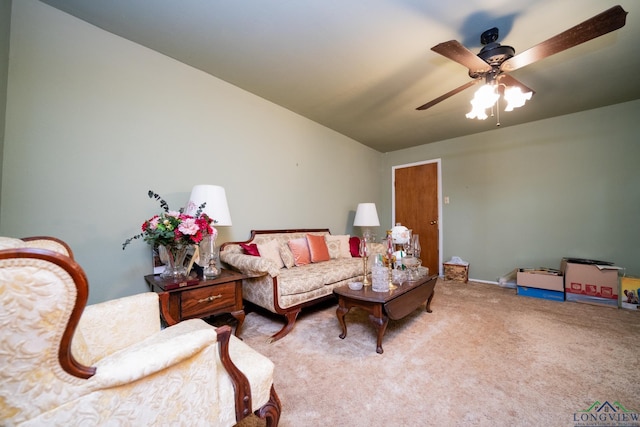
top-left (181, 282), bottom-right (238, 318)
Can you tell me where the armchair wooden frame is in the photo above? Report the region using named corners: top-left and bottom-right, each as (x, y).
top-left (158, 292), bottom-right (281, 423)
top-left (1, 241), bottom-right (281, 426)
top-left (21, 235), bottom-right (74, 258)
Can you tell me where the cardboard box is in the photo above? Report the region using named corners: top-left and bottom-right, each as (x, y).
top-left (517, 286), bottom-right (565, 302)
top-left (620, 276), bottom-right (640, 310)
top-left (443, 263), bottom-right (469, 283)
top-left (561, 258), bottom-right (621, 308)
top-left (517, 268), bottom-right (564, 292)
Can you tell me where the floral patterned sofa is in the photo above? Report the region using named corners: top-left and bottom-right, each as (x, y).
top-left (220, 229), bottom-right (384, 342)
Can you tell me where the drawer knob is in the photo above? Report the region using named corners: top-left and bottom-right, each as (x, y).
top-left (198, 294), bottom-right (223, 303)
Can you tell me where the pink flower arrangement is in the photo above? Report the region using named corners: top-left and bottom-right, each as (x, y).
top-left (123, 191), bottom-right (215, 250)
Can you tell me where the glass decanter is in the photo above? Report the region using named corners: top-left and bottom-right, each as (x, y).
top-left (199, 234), bottom-right (220, 278)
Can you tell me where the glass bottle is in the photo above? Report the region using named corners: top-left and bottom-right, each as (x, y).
top-left (359, 236), bottom-right (369, 258)
top-left (385, 230), bottom-right (395, 268)
top-left (385, 230), bottom-right (398, 289)
top-left (403, 229), bottom-right (413, 257)
top-left (200, 234), bottom-right (220, 278)
top-left (412, 234), bottom-right (421, 258)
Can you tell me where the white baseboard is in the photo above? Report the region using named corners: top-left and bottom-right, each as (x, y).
top-left (440, 275), bottom-right (517, 289)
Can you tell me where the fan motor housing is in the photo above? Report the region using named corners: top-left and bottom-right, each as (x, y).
top-left (478, 43), bottom-right (515, 66)
top-left (470, 42), bottom-right (515, 78)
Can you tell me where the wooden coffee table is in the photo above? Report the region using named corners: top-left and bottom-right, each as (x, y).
top-left (334, 273), bottom-right (437, 354)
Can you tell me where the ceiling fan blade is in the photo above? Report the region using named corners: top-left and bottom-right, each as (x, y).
top-left (498, 74), bottom-right (535, 96)
top-left (416, 80), bottom-right (479, 111)
top-left (431, 40), bottom-right (492, 75)
top-left (502, 5), bottom-right (628, 72)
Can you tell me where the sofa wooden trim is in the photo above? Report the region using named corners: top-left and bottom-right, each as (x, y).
top-left (220, 228), bottom-right (340, 343)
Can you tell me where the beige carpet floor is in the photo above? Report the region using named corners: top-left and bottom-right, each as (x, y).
top-left (234, 279), bottom-right (640, 427)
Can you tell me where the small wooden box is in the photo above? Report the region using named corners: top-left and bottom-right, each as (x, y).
top-left (443, 263), bottom-right (469, 283)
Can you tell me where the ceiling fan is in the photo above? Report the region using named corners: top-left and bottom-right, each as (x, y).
top-left (416, 5), bottom-right (628, 119)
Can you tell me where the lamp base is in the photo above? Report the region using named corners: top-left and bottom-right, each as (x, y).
top-left (362, 255), bottom-right (370, 286)
top-left (388, 266), bottom-right (397, 290)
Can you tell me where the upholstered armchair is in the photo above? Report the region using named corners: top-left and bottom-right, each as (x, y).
top-left (0, 236), bottom-right (281, 426)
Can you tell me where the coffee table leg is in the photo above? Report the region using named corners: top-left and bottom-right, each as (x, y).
top-left (425, 290), bottom-right (435, 313)
top-left (336, 303), bottom-right (349, 339)
top-left (368, 313), bottom-right (389, 354)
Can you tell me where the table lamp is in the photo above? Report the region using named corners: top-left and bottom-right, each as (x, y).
top-left (353, 202), bottom-right (379, 286)
top-left (185, 185), bottom-right (232, 278)
top-left (353, 202), bottom-right (380, 240)
top-left (185, 185), bottom-right (232, 226)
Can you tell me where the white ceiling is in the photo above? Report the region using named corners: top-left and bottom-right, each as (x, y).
top-left (38, 0), bottom-right (640, 152)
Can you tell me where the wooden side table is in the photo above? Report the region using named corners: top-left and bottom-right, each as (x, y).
top-left (144, 269), bottom-right (248, 336)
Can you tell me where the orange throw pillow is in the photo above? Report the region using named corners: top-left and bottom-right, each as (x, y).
top-left (288, 238), bottom-right (311, 266)
top-left (307, 234), bottom-right (330, 263)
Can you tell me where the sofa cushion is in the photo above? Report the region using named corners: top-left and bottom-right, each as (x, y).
top-left (240, 243), bottom-right (260, 256)
top-left (275, 257), bottom-right (363, 296)
top-left (288, 238), bottom-right (311, 266)
top-left (349, 236), bottom-right (361, 257)
top-left (279, 243), bottom-right (295, 268)
top-left (257, 240), bottom-right (284, 268)
top-left (325, 238), bottom-right (340, 259)
top-left (277, 264), bottom-right (326, 295)
top-left (325, 234), bottom-right (351, 258)
top-left (307, 234), bottom-right (330, 263)
top-left (321, 257), bottom-right (363, 284)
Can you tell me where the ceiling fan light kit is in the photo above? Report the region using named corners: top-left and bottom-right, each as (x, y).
top-left (465, 84), bottom-right (500, 120)
top-left (503, 86), bottom-right (533, 112)
top-left (465, 80), bottom-right (533, 120)
top-left (417, 5), bottom-right (628, 123)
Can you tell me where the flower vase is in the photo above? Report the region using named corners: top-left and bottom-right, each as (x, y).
top-left (159, 244), bottom-right (190, 282)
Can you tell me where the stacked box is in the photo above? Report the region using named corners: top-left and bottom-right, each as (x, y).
top-left (620, 276), bottom-right (640, 310)
top-left (562, 258), bottom-right (621, 308)
top-left (516, 268), bottom-right (564, 301)
top-left (443, 263), bottom-right (469, 283)
top-left (516, 286), bottom-right (565, 301)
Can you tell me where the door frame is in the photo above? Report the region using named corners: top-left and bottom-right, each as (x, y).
top-left (391, 158), bottom-right (443, 276)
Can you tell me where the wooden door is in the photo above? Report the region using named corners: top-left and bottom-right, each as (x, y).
top-left (394, 162), bottom-right (439, 275)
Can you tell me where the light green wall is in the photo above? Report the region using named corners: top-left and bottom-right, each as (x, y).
top-left (2, 1), bottom-right (639, 304)
top-left (381, 100), bottom-right (640, 281)
top-left (1, 0), bottom-right (382, 304)
top-left (0, 0), bottom-right (10, 208)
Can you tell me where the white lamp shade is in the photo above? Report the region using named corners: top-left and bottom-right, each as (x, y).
top-left (353, 203), bottom-right (380, 227)
top-left (185, 185), bottom-right (232, 226)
